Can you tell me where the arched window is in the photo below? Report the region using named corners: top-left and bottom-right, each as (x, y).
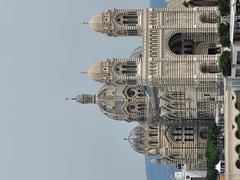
top-left (149, 132), bottom-right (158, 137)
top-left (122, 62), bottom-right (137, 76)
top-left (200, 13), bottom-right (220, 23)
top-left (149, 126), bottom-right (158, 130)
top-left (149, 140), bottom-right (158, 146)
top-left (138, 104), bottom-right (145, 111)
top-left (200, 130), bottom-right (208, 139)
top-left (183, 0), bottom-right (218, 7)
top-left (114, 61), bottom-right (137, 76)
top-left (114, 12), bottom-right (138, 26)
top-left (172, 126), bottom-right (183, 142)
top-left (169, 33), bottom-right (183, 54)
top-left (169, 33), bottom-right (219, 55)
top-left (200, 64), bottom-right (219, 73)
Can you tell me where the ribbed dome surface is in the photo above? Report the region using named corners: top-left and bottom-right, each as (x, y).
top-left (87, 63), bottom-right (102, 82)
top-left (89, 14), bottom-right (103, 32)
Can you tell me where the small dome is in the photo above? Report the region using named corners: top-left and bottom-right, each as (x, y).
top-left (128, 125), bottom-right (147, 154)
top-left (89, 14), bottom-right (103, 32)
top-left (87, 63), bottom-right (102, 82)
top-left (96, 85), bottom-right (126, 120)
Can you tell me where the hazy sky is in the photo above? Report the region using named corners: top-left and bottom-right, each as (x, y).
top-left (0, 0), bottom-right (149, 180)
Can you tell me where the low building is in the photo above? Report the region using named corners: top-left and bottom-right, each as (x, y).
top-left (174, 164), bottom-right (206, 180)
top-left (227, 0), bottom-right (240, 90)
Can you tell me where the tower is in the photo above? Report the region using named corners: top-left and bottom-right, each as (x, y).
top-left (86, 58), bottom-right (142, 85)
top-left (89, 9), bottom-right (143, 37)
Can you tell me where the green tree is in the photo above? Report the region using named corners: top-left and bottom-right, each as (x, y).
top-left (205, 124), bottom-right (219, 180)
top-left (218, 23), bottom-right (230, 47)
top-left (219, 0), bottom-right (230, 16)
top-left (218, 51), bottom-right (231, 77)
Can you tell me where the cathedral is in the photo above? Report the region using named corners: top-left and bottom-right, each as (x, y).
top-left (72, 1), bottom-right (224, 171)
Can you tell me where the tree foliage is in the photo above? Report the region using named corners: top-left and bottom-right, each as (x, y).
top-left (218, 51), bottom-right (231, 77)
top-left (205, 124), bottom-right (219, 180)
top-left (218, 23), bottom-right (230, 47)
top-left (219, 0), bottom-right (230, 16)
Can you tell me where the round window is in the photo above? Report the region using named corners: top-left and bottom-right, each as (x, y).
top-left (127, 104), bottom-right (136, 113)
top-left (127, 88), bottom-right (136, 97)
top-left (129, 104), bottom-right (136, 110)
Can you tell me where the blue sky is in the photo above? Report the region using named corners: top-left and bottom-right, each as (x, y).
top-left (145, 156), bottom-right (178, 180)
top-left (0, 0), bottom-right (150, 180)
top-left (150, 0), bottom-right (167, 7)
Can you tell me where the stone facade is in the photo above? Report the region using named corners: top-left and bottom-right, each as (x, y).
top-left (73, 5), bottom-right (224, 170)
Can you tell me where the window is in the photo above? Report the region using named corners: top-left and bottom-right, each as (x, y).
top-left (115, 12), bottom-right (138, 26)
top-left (127, 88), bottom-right (136, 97)
top-left (200, 130), bottom-right (208, 139)
top-left (237, 51), bottom-right (240, 64)
top-left (200, 13), bottom-right (219, 23)
top-left (200, 64), bottom-right (219, 73)
top-left (236, 69), bottom-right (240, 77)
top-left (127, 104), bottom-right (136, 113)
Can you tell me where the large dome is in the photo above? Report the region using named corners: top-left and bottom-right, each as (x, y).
top-left (130, 46), bottom-right (143, 59)
top-left (96, 85), bottom-right (127, 120)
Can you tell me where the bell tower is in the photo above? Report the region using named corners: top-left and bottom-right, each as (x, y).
top-left (89, 9), bottom-right (143, 37)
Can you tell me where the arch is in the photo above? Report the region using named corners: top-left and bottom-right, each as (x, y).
top-left (200, 64), bottom-right (219, 73)
top-left (236, 160), bottom-right (240, 169)
top-left (168, 33), bottom-right (183, 54)
top-left (236, 131), bottom-right (240, 139)
top-left (168, 32), bottom-right (219, 55)
top-left (235, 144), bottom-right (240, 153)
top-left (183, 0), bottom-right (219, 7)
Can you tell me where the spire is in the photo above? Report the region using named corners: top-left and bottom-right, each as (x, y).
top-left (71, 94), bottom-right (96, 104)
top-left (82, 21), bottom-right (89, 25)
top-left (65, 97), bottom-right (76, 101)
